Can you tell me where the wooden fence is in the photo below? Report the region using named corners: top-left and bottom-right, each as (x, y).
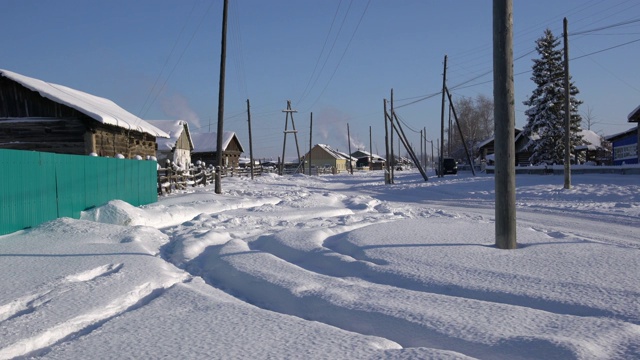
top-left (157, 165), bottom-right (266, 194)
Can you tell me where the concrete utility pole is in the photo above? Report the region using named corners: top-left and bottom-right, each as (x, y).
top-left (214, 0), bottom-right (229, 194)
top-left (247, 99), bottom-right (254, 180)
top-left (439, 55), bottom-right (447, 178)
top-left (493, 0), bottom-right (517, 249)
top-left (563, 17), bottom-right (572, 189)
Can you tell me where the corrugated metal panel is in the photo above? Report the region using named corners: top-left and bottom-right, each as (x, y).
top-left (0, 150), bottom-right (58, 234)
top-left (0, 149), bottom-right (158, 235)
top-left (55, 154), bottom-right (87, 219)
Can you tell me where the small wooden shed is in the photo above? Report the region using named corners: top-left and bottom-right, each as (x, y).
top-left (147, 120), bottom-right (194, 167)
top-left (0, 69), bottom-right (169, 158)
top-left (190, 131), bottom-right (244, 168)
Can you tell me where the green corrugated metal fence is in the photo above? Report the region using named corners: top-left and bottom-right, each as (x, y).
top-left (0, 149), bottom-right (158, 235)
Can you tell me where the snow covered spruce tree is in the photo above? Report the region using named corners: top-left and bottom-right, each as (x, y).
top-left (522, 28), bottom-right (583, 165)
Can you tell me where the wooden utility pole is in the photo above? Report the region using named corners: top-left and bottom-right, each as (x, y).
top-left (369, 126), bottom-right (372, 170)
top-left (280, 100), bottom-right (301, 175)
top-left (493, 0), bottom-right (517, 249)
top-left (309, 112), bottom-right (313, 175)
top-left (383, 99), bottom-right (391, 184)
top-left (247, 99), bottom-right (254, 180)
top-left (445, 87), bottom-right (476, 176)
top-left (347, 123), bottom-right (353, 174)
top-left (448, 104), bottom-right (452, 156)
top-left (439, 55), bottom-right (447, 178)
top-left (420, 129), bottom-right (424, 168)
top-left (390, 89), bottom-right (395, 183)
top-left (214, 0), bottom-right (229, 194)
top-left (391, 112), bottom-right (428, 181)
top-left (563, 17), bottom-right (572, 189)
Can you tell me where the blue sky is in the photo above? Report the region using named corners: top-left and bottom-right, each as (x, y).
top-left (2, 0), bottom-right (639, 160)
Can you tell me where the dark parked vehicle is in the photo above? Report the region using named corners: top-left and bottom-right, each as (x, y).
top-left (436, 158), bottom-right (458, 175)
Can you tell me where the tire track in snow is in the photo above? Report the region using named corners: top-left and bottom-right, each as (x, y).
top-left (0, 263), bottom-right (124, 324)
top-left (188, 238), bottom-right (640, 359)
top-left (0, 282), bottom-right (172, 359)
top-left (249, 223), bottom-right (640, 325)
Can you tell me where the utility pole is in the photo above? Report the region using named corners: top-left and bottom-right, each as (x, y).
top-left (445, 87), bottom-right (476, 176)
top-left (347, 123), bottom-right (353, 174)
top-left (493, 0), bottom-right (517, 249)
top-left (214, 0), bottom-right (229, 194)
top-left (448, 104), bottom-right (452, 156)
top-left (369, 126), bottom-right (372, 170)
top-left (563, 17), bottom-right (571, 189)
top-left (247, 99), bottom-right (254, 180)
top-left (439, 55), bottom-right (447, 178)
top-left (280, 100), bottom-right (301, 175)
top-left (430, 139), bottom-right (434, 170)
top-left (309, 112), bottom-right (313, 175)
top-left (420, 129), bottom-right (424, 169)
top-left (383, 99), bottom-right (390, 184)
top-left (390, 89), bottom-right (395, 183)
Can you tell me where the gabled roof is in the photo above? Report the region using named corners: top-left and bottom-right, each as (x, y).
top-left (351, 149), bottom-right (385, 161)
top-left (190, 131), bottom-right (244, 153)
top-left (316, 144), bottom-right (351, 160)
top-left (477, 128), bottom-right (523, 149)
top-left (147, 120), bottom-right (194, 151)
top-left (0, 69), bottom-right (169, 138)
top-left (627, 104), bottom-right (640, 123)
top-left (605, 127), bottom-right (637, 142)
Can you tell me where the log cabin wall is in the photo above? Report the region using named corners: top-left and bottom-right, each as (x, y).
top-left (0, 76), bottom-right (157, 158)
top-left (90, 125), bottom-right (157, 158)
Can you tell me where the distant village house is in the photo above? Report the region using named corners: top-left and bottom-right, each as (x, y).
top-left (190, 131), bottom-right (244, 168)
top-left (147, 120), bottom-right (194, 168)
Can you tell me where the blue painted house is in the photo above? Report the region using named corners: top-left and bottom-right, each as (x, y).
top-left (605, 105), bottom-right (639, 165)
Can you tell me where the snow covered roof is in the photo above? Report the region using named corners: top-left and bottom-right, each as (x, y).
top-left (190, 131), bottom-right (244, 153)
top-left (0, 69), bottom-right (169, 138)
top-left (576, 129), bottom-right (603, 151)
top-left (316, 144), bottom-right (351, 160)
top-left (351, 149), bottom-right (385, 161)
top-left (146, 120), bottom-right (193, 150)
top-left (627, 104), bottom-right (640, 122)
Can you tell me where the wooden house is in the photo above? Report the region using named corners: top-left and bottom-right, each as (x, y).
top-left (0, 69), bottom-right (169, 158)
top-left (351, 149), bottom-right (386, 170)
top-left (304, 144), bottom-right (352, 173)
top-left (190, 131), bottom-right (244, 168)
top-left (147, 120), bottom-right (194, 168)
top-left (477, 129), bottom-right (531, 165)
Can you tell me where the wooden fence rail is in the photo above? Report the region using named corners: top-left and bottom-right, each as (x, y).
top-left (157, 165), bottom-right (266, 194)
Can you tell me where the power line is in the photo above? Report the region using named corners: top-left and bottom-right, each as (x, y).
top-left (303, 0), bottom-right (372, 112)
top-left (296, 0), bottom-right (344, 105)
top-left (298, 0), bottom-right (354, 107)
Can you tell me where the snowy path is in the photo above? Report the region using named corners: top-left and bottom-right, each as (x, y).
top-left (157, 172), bottom-right (640, 359)
top-left (1, 170), bottom-right (638, 359)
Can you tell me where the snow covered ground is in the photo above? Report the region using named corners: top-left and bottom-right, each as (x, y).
top-left (1, 170), bottom-right (638, 359)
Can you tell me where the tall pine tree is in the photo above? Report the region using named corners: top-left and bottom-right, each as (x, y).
top-left (522, 29), bottom-right (583, 165)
